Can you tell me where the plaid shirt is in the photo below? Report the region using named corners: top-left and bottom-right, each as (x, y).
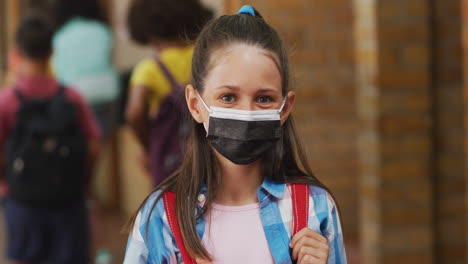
top-left (123, 180), bottom-right (347, 264)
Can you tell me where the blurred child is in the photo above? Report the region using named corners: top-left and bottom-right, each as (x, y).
top-left (0, 14), bottom-right (100, 264)
top-left (125, 0), bottom-right (212, 186)
top-left (52, 0), bottom-right (119, 138)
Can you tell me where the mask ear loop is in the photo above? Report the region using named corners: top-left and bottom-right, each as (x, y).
top-left (197, 91), bottom-right (211, 113)
top-left (278, 97), bottom-right (287, 113)
top-left (196, 91), bottom-right (211, 136)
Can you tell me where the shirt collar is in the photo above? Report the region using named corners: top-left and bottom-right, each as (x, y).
top-left (259, 179), bottom-right (286, 200)
top-left (196, 179), bottom-right (286, 207)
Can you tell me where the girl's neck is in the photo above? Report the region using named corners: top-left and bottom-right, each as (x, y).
top-left (215, 153), bottom-right (263, 206)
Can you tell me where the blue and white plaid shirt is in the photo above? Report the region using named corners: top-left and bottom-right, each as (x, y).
top-left (123, 180), bottom-right (347, 264)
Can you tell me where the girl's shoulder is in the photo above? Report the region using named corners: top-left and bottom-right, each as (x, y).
top-left (308, 185), bottom-right (335, 201)
top-left (136, 190), bottom-right (166, 224)
top-left (284, 183), bottom-right (331, 197)
top-left (130, 190), bottom-right (171, 247)
top-left (127, 190), bottom-right (183, 263)
top-left (283, 183), bottom-right (337, 211)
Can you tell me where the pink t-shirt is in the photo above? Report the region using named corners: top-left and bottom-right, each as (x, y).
top-left (201, 202), bottom-right (275, 264)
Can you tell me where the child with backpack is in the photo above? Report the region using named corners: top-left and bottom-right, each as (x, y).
top-left (52, 0), bottom-right (120, 138)
top-left (123, 5), bottom-right (347, 264)
top-left (0, 14), bottom-right (100, 264)
top-left (125, 0), bottom-right (212, 186)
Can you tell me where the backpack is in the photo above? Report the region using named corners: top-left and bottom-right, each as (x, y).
top-left (163, 183), bottom-right (310, 263)
top-left (5, 85), bottom-right (87, 208)
top-left (148, 58), bottom-right (190, 186)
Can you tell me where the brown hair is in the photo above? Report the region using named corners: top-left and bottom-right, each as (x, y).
top-left (127, 7), bottom-right (336, 261)
top-left (16, 14), bottom-right (53, 60)
top-left (126, 0), bottom-right (213, 44)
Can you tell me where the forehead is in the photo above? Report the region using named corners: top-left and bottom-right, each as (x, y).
top-left (203, 43), bottom-right (282, 94)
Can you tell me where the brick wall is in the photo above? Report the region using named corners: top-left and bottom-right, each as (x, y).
top-left (433, 0), bottom-right (465, 263)
top-left (225, 0), bottom-right (359, 242)
top-left (353, 1), bottom-right (378, 262)
top-left (355, 0), bottom-right (434, 263)
top-left (355, 0), bottom-right (466, 263)
top-left (463, 0), bottom-right (468, 260)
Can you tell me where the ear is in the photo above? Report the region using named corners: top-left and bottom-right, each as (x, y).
top-left (280, 91), bottom-right (296, 125)
top-left (185, 84), bottom-right (205, 123)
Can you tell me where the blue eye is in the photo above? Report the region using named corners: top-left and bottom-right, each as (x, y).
top-left (257, 96), bottom-right (272, 104)
top-left (221, 94), bottom-right (236, 103)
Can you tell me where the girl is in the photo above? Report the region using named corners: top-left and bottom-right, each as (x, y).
top-left (124, 5), bottom-right (347, 264)
top-left (125, 0), bottom-right (212, 186)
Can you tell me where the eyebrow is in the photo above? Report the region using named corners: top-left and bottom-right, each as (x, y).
top-left (215, 85), bottom-right (240, 91)
top-left (257, 88), bottom-right (277, 93)
top-left (215, 86), bottom-right (278, 93)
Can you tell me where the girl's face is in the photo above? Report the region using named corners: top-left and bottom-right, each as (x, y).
top-left (186, 43), bottom-right (296, 126)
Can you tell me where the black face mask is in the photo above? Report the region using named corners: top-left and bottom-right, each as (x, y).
top-left (199, 94), bottom-right (286, 165)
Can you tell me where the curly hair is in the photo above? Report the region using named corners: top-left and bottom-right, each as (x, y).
top-left (127, 0), bottom-right (213, 44)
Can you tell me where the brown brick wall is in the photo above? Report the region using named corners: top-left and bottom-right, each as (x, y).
top-left (433, 0), bottom-right (465, 263)
top-left (225, 0), bottom-right (359, 242)
top-left (354, 1), bottom-right (379, 262)
top-left (355, 0), bottom-right (434, 263)
top-left (463, 0), bottom-right (468, 260)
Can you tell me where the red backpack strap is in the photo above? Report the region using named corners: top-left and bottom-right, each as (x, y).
top-left (163, 191), bottom-right (197, 264)
top-left (291, 183), bottom-right (310, 235)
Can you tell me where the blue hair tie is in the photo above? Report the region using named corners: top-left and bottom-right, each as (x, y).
top-left (238, 5), bottom-right (255, 16)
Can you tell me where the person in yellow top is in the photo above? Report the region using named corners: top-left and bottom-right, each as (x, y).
top-left (125, 0), bottom-right (212, 186)
top-left (129, 46), bottom-right (194, 119)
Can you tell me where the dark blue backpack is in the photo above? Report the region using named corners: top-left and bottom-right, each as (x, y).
top-left (5, 85), bottom-right (87, 208)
